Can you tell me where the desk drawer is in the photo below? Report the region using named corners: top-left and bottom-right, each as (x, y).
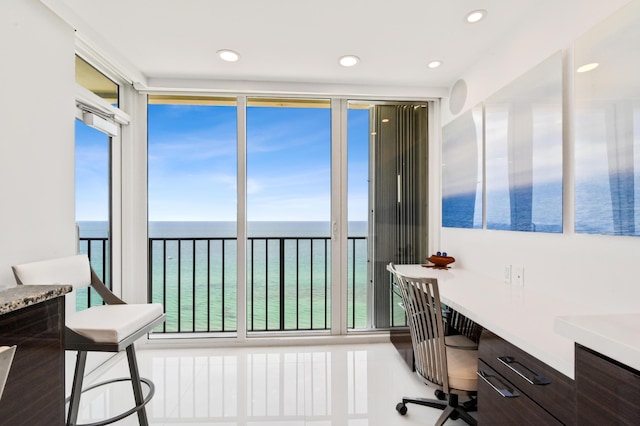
top-left (478, 360), bottom-right (562, 425)
top-left (479, 330), bottom-right (575, 425)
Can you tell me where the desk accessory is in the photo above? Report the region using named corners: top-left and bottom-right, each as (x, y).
top-left (425, 253), bottom-right (455, 269)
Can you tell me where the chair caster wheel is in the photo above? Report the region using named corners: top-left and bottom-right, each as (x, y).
top-left (435, 390), bottom-right (446, 400)
top-left (450, 411), bottom-right (460, 420)
top-left (396, 402), bottom-right (408, 415)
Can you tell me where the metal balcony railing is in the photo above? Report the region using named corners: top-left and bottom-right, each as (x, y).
top-left (78, 236), bottom-right (368, 333)
top-left (78, 237), bottom-right (110, 310)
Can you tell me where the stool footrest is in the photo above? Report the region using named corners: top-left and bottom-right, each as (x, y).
top-left (65, 377), bottom-right (155, 426)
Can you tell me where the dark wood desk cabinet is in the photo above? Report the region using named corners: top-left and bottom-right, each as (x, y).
top-left (390, 327), bottom-right (414, 370)
top-left (0, 296), bottom-right (65, 425)
top-left (575, 344), bottom-right (640, 425)
top-left (478, 330), bottom-right (576, 425)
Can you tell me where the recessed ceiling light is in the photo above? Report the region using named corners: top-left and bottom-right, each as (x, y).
top-left (217, 49), bottom-right (240, 62)
top-left (381, 118), bottom-right (390, 123)
top-left (428, 60), bottom-right (442, 69)
top-left (466, 9), bottom-right (487, 23)
top-left (576, 62), bottom-right (599, 73)
top-left (339, 55), bottom-right (360, 67)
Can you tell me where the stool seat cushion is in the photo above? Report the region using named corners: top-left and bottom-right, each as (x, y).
top-left (67, 303), bottom-right (164, 343)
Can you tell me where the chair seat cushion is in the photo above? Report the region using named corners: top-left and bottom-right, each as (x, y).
top-left (416, 335), bottom-right (478, 392)
top-left (445, 334), bottom-right (478, 349)
top-left (446, 340), bottom-right (478, 392)
top-left (67, 303), bottom-right (164, 343)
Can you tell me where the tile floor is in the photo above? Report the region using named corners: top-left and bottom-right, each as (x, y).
top-left (73, 342), bottom-right (475, 425)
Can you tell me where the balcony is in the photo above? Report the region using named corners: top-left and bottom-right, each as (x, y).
top-left (80, 236), bottom-right (371, 333)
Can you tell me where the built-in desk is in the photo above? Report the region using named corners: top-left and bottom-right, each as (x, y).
top-left (0, 284), bottom-right (71, 424)
top-left (394, 265), bottom-right (640, 424)
top-left (393, 264), bottom-right (590, 377)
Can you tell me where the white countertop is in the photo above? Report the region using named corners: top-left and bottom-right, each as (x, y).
top-left (393, 264), bottom-right (608, 379)
top-left (555, 313), bottom-right (640, 372)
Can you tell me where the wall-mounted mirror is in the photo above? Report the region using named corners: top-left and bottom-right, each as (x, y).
top-left (574, 1), bottom-right (640, 236)
top-left (485, 51), bottom-right (563, 232)
top-left (442, 104), bottom-right (483, 229)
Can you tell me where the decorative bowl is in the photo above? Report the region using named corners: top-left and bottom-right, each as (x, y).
top-left (427, 255), bottom-right (455, 268)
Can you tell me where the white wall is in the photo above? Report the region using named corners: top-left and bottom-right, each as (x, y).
top-left (439, 0), bottom-right (640, 312)
top-left (442, 228), bottom-right (640, 311)
top-left (441, 0), bottom-right (631, 125)
top-left (0, 0), bottom-right (76, 288)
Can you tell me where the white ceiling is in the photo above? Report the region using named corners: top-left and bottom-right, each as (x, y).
top-left (49, 0), bottom-right (628, 92)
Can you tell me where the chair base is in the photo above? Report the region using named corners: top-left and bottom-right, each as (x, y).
top-left (396, 392), bottom-right (477, 426)
top-left (65, 377), bottom-right (155, 426)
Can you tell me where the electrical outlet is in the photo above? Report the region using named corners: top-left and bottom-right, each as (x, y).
top-left (512, 266), bottom-right (524, 286)
top-left (503, 265), bottom-right (512, 284)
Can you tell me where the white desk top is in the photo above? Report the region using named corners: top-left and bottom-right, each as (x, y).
top-left (555, 313), bottom-right (640, 372)
top-left (393, 264), bottom-right (607, 379)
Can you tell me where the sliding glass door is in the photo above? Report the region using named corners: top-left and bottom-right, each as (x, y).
top-left (246, 98), bottom-right (332, 332)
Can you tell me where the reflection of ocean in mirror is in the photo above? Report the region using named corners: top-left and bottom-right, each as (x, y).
top-left (445, 176), bottom-right (640, 236)
top-left (442, 194), bottom-right (481, 229)
top-left (444, 181), bottom-right (563, 233)
top-left (576, 177), bottom-right (640, 236)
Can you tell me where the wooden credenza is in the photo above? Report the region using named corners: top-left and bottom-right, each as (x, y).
top-left (0, 285), bottom-right (70, 425)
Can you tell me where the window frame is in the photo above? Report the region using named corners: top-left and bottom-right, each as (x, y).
top-left (74, 54), bottom-right (130, 300)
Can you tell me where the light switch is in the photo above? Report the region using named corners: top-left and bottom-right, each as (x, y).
top-left (503, 265), bottom-right (512, 284)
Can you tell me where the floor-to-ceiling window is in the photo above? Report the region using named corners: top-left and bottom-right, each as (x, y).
top-left (147, 95), bottom-right (238, 334)
top-left (346, 103), bottom-right (371, 329)
top-left (347, 101), bottom-right (429, 330)
top-left (147, 96), bottom-right (429, 336)
top-left (74, 55), bottom-right (120, 309)
top-left (75, 120), bottom-right (111, 309)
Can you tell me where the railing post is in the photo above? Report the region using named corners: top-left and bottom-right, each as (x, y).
top-left (86, 242), bottom-right (92, 307)
top-left (279, 238), bottom-right (285, 330)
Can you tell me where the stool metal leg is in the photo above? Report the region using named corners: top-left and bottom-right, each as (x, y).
top-left (67, 351), bottom-right (88, 426)
top-left (126, 345), bottom-right (149, 426)
top-left (65, 347), bottom-right (154, 426)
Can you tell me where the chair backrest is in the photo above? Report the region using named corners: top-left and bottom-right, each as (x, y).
top-left (387, 263), bottom-right (450, 392)
top-left (12, 254), bottom-right (91, 289)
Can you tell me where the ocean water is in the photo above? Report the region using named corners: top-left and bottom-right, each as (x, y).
top-left (78, 221), bottom-right (369, 332)
top-left (79, 221), bottom-right (367, 238)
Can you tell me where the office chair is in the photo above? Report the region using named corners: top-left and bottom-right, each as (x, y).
top-left (12, 254), bottom-right (165, 426)
top-left (387, 263), bottom-right (478, 426)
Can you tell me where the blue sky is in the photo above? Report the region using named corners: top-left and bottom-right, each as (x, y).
top-left (75, 120), bottom-right (110, 220)
top-left (76, 103), bottom-right (370, 222)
